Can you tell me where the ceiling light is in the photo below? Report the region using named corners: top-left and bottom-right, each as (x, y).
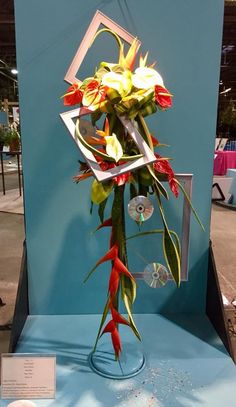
top-left (11, 69), bottom-right (18, 75)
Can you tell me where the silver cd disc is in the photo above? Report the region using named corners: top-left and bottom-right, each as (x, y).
top-left (128, 195), bottom-right (154, 222)
top-left (143, 263), bottom-right (169, 288)
top-left (78, 119), bottom-right (96, 139)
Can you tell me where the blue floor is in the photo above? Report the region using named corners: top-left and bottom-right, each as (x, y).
top-left (1, 314), bottom-right (236, 406)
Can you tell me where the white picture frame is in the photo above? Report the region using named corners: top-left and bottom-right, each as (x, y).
top-left (60, 108), bottom-right (157, 182)
top-left (64, 10), bottom-right (141, 85)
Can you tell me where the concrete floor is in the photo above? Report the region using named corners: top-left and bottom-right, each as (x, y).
top-left (210, 203), bottom-right (236, 361)
top-left (0, 172), bottom-right (236, 367)
top-left (0, 163), bottom-right (25, 359)
top-left (211, 204), bottom-right (236, 303)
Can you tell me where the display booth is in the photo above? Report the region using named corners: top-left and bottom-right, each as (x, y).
top-left (2, 0), bottom-right (236, 405)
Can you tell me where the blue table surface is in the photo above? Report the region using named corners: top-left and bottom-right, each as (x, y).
top-left (1, 314), bottom-right (236, 407)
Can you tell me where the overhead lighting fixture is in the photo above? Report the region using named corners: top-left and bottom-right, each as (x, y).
top-left (220, 88), bottom-right (231, 95)
top-left (11, 69), bottom-right (18, 75)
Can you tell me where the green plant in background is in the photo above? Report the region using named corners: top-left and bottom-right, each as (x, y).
top-left (219, 101), bottom-right (236, 136)
top-left (0, 122), bottom-right (21, 151)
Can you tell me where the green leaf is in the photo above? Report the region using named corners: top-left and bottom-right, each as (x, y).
top-left (148, 166), bottom-right (169, 200)
top-left (139, 167), bottom-right (154, 186)
top-left (121, 275), bottom-right (141, 341)
top-left (98, 198), bottom-right (108, 223)
top-left (162, 224), bottom-right (180, 286)
top-left (91, 110), bottom-right (103, 126)
top-left (122, 274), bottom-right (136, 304)
top-left (174, 178), bottom-right (205, 231)
top-left (91, 179), bottom-right (113, 205)
top-left (154, 188), bottom-right (181, 286)
top-left (93, 296), bottom-right (110, 352)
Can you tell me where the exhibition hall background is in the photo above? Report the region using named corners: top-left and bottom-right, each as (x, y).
top-left (15, 0), bottom-right (224, 315)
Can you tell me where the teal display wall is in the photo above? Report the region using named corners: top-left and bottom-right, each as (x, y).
top-left (15, 0), bottom-right (223, 315)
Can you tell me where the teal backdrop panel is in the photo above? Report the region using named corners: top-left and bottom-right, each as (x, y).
top-left (14, 0), bottom-right (223, 315)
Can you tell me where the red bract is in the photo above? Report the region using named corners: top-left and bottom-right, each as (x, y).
top-left (154, 153), bottom-right (179, 197)
top-left (102, 320), bottom-right (121, 358)
top-left (95, 243), bottom-right (118, 268)
top-left (101, 305), bottom-right (129, 358)
top-left (63, 83), bottom-right (83, 106)
top-left (96, 218), bottom-right (112, 231)
top-left (154, 85), bottom-right (172, 109)
top-left (110, 304), bottom-right (129, 326)
top-left (108, 252), bottom-right (134, 297)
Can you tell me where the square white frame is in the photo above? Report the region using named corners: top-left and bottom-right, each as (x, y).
top-left (64, 10), bottom-right (141, 85)
top-left (60, 108), bottom-right (157, 182)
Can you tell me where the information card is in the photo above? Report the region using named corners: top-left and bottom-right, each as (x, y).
top-left (1, 354), bottom-right (56, 399)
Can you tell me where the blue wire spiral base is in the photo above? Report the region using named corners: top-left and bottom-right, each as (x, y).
top-left (88, 341), bottom-right (146, 379)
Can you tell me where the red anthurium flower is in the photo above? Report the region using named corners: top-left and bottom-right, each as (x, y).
top-left (151, 134), bottom-right (160, 147)
top-left (169, 178), bottom-right (179, 198)
top-left (83, 79), bottom-right (108, 109)
top-left (113, 171), bottom-right (131, 186)
top-left (96, 158), bottom-right (131, 186)
top-left (63, 83), bottom-right (83, 106)
top-left (154, 153), bottom-right (179, 197)
top-left (154, 85), bottom-right (172, 109)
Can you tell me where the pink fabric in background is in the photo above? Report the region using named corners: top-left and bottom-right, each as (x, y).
top-left (213, 151), bottom-right (236, 175)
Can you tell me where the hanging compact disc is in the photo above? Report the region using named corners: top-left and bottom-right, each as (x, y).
top-left (128, 195), bottom-right (154, 222)
top-left (78, 119), bottom-right (96, 139)
top-left (143, 263), bottom-right (169, 288)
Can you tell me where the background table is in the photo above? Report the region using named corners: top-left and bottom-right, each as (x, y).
top-left (213, 150), bottom-right (236, 175)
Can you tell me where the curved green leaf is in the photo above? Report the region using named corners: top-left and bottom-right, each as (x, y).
top-left (127, 229), bottom-right (181, 257)
top-left (75, 119), bottom-right (143, 162)
top-left (121, 275), bottom-right (141, 341)
top-left (153, 188), bottom-right (181, 286)
top-left (93, 296), bottom-right (110, 352)
top-left (98, 198), bottom-right (108, 223)
top-left (148, 166), bottom-right (169, 200)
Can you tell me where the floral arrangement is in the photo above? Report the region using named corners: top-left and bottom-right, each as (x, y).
top-left (62, 29), bottom-right (202, 359)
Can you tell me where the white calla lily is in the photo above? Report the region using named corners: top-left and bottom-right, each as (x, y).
top-left (132, 67), bottom-right (164, 89)
top-left (105, 133), bottom-right (123, 162)
top-left (102, 71), bottom-right (132, 97)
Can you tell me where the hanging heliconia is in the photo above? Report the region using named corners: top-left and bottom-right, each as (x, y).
top-left (62, 29), bottom-right (203, 359)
